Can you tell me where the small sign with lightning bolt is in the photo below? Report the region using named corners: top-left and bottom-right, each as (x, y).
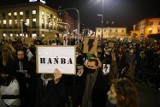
top-left (83, 37), bottom-right (98, 54)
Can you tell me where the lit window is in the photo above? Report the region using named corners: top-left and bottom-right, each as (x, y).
top-left (20, 19), bottom-right (23, 22)
top-left (33, 18), bottom-right (36, 22)
top-left (149, 21), bottom-right (153, 25)
top-left (9, 20), bottom-right (12, 25)
top-left (42, 18), bottom-right (44, 23)
top-left (14, 20), bottom-right (17, 24)
top-left (10, 33), bottom-right (13, 37)
top-left (121, 30), bottom-right (124, 33)
top-left (42, 34), bottom-right (44, 37)
top-left (42, 11), bottom-right (44, 15)
top-left (0, 20), bottom-right (1, 24)
top-left (14, 12), bottom-right (17, 16)
top-left (32, 10), bottom-right (36, 14)
top-left (32, 33), bottom-right (37, 38)
top-left (149, 27), bottom-right (152, 33)
top-left (54, 16), bottom-right (56, 19)
top-left (3, 20), bottom-right (6, 24)
top-left (20, 11), bottom-right (23, 15)
top-left (3, 33), bottom-right (6, 37)
top-left (26, 19), bottom-right (30, 25)
top-left (8, 13), bottom-right (11, 16)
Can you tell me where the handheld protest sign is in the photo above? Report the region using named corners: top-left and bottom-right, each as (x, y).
top-left (102, 64), bottom-right (110, 75)
top-left (24, 38), bottom-right (33, 45)
top-left (108, 42), bottom-right (114, 48)
top-left (36, 46), bottom-right (76, 74)
top-left (83, 37), bottom-right (98, 54)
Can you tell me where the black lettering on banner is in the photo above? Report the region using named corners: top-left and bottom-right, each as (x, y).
top-left (39, 57), bottom-right (73, 64)
top-left (61, 58), bottom-right (66, 64)
top-left (67, 58), bottom-right (73, 64)
top-left (40, 58), bottom-right (45, 64)
top-left (47, 58), bottom-right (52, 64)
top-left (54, 56), bottom-right (59, 64)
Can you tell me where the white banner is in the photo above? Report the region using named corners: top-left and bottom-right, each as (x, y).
top-left (36, 46), bottom-right (76, 74)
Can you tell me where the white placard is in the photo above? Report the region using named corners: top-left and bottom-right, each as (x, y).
top-left (36, 46), bottom-right (76, 74)
top-left (102, 64), bottom-right (110, 75)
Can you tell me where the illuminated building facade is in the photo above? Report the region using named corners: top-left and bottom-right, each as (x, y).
top-left (133, 18), bottom-right (160, 39)
top-left (96, 27), bottom-right (127, 38)
top-left (0, 2), bottom-right (62, 38)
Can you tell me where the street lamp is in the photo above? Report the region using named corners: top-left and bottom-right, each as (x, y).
top-left (58, 6), bottom-right (80, 44)
top-left (97, 0), bottom-right (104, 38)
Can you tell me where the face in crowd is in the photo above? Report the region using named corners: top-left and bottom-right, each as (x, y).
top-left (87, 59), bottom-right (98, 74)
top-left (107, 78), bottom-right (138, 107)
top-left (17, 50), bottom-right (25, 61)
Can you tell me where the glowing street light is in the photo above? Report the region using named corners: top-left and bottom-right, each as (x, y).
top-left (97, 0), bottom-right (104, 38)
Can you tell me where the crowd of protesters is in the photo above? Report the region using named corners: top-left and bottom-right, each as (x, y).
top-left (0, 35), bottom-right (160, 107)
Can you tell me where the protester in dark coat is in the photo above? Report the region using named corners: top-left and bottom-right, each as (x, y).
top-left (14, 49), bottom-right (32, 107)
top-left (35, 69), bottom-right (66, 107)
top-left (72, 57), bottom-right (109, 107)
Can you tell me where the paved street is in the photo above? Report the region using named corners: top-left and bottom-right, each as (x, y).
top-left (136, 83), bottom-right (160, 107)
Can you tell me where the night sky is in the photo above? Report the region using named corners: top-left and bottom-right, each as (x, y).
top-left (1, 0), bottom-right (160, 31)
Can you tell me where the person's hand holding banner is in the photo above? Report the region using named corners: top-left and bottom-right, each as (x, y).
top-left (76, 65), bottom-right (84, 77)
top-left (53, 68), bottom-right (62, 84)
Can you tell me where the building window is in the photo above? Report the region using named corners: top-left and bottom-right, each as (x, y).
top-left (149, 21), bottom-right (153, 25)
top-left (14, 20), bottom-right (18, 28)
top-left (26, 19), bottom-right (30, 26)
top-left (9, 20), bottom-right (12, 25)
top-left (41, 11), bottom-right (44, 15)
top-left (14, 12), bottom-right (17, 19)
top-left (149, 30), bottom-right (152, 33)
top-left (32, 18), bottom-right (36, 28)
top-left (3, 20), bottom-right (6, 24)
top-left (26, 10), bottom-right (29, 18)
top-left (20, 11), bottom-right (23, 15)
top-left (149, 27), bottom-right (152, 33)
top-left (33, 18), bottom-right (36, 22)
top-left (98, 29), bottom-right (100, 32)
top-left (2, 12), bottom-right (6, 19)
top-left (14, 12), bottom-right (17, 16)
top-left (42, 18), bottom-right (45, 28)
top-left (32, 10), bottom-right (36, 14)
top-left (109, 29), bottom-right (112, 32)
top-left (8, 13), bottom-right (11, 16)
top-left (121, 30), bottom-right (124, 33)
top-left (3, 20), bottom-right (6, 28)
